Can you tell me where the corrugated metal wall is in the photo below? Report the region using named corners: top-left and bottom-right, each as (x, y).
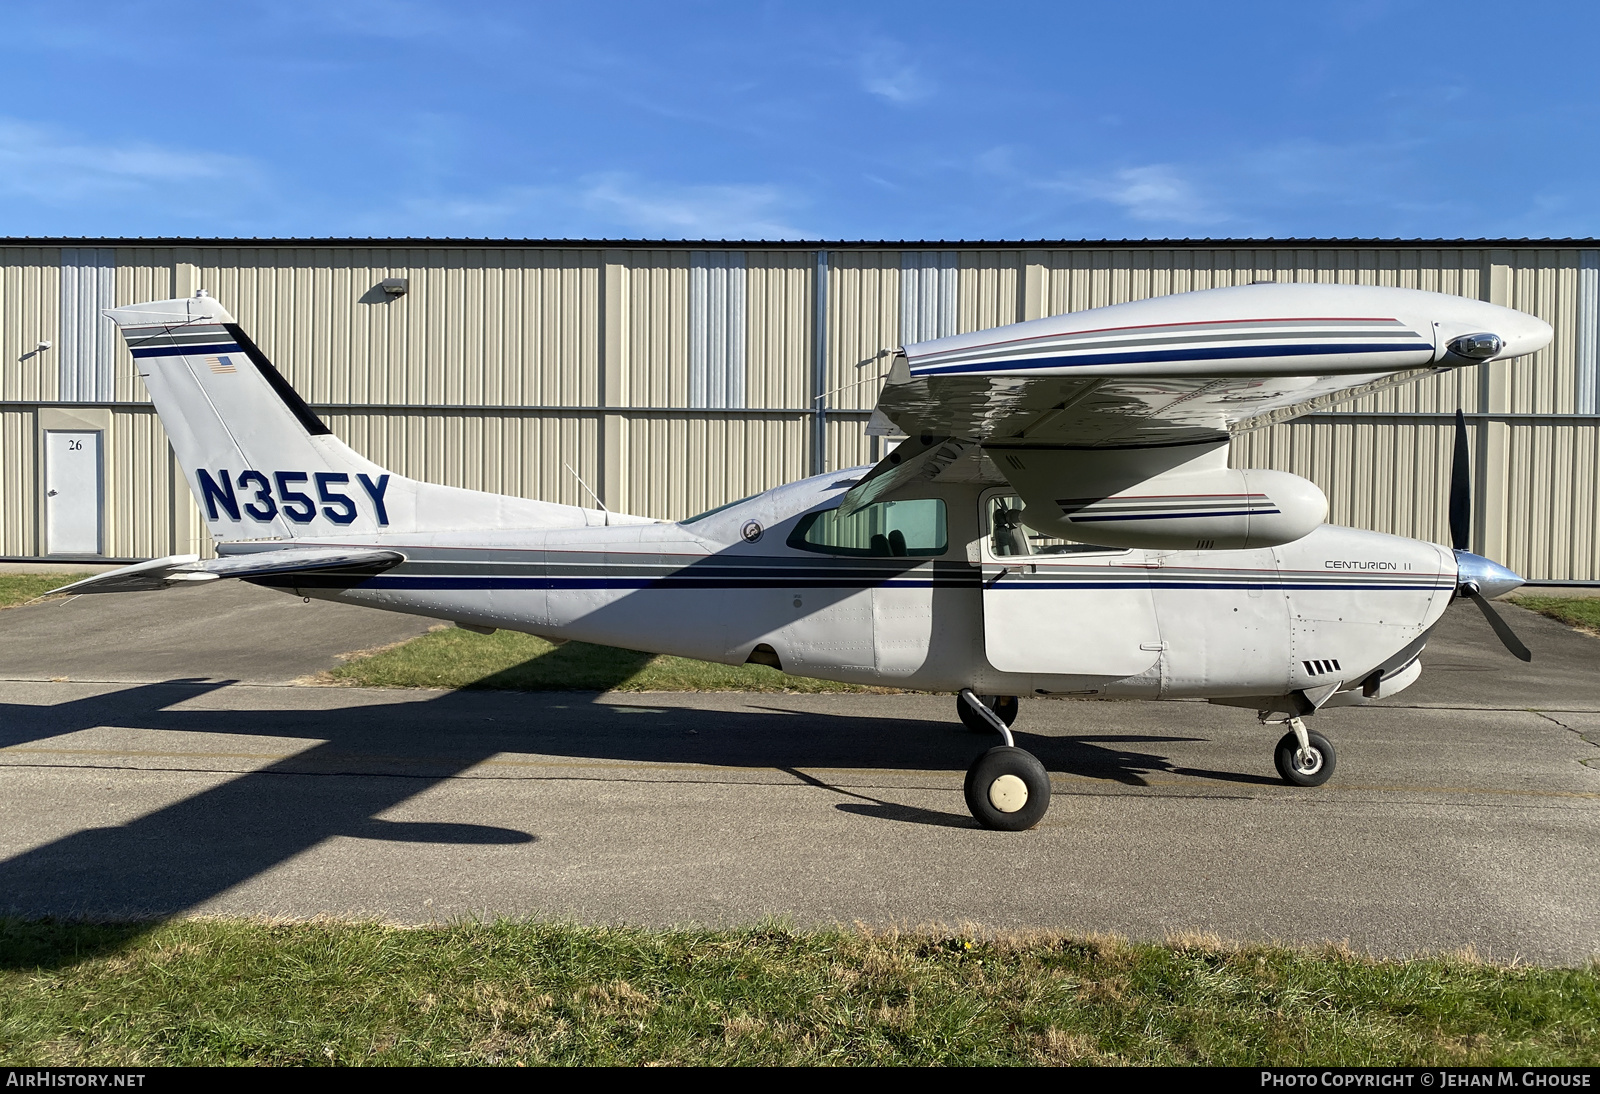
top-left (0, 407), bottom-right (37, 556)
top-left (2, 241), bottom-right (1597, 579)
top-left (189, 247), bottom-right (603, 408)
top-left (688, 251), bottom-right (746, 409)
top-left (321, 409), bottom-right (602, 508)
top-left (1578, 251), bottom-right (1599, 416)
top-left (57, 248), bottom-right (117, 403)
top-left (0, 249), bottom-right (61, 404)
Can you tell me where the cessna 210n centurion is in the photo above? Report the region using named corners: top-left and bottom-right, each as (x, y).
top-left (62, 282), bottom-right (1550, 830)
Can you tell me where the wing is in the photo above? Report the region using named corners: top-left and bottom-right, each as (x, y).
top-left (54, 548), bottom-right (405, 595)
top-left (842, 283), bottom-right (1551, 514)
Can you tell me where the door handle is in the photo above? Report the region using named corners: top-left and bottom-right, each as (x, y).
top-left (46, 490), bottom-right (57, 497)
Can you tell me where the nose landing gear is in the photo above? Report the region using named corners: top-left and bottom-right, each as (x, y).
top-left (957, 689), bottom-right (1051, 830)
top-left (1273, 716), bottom-right (1336, 787)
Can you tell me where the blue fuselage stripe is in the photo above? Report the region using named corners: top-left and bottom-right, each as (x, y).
top-left (1018, 581), bottom-right (1448, 591)
top-left (362, 576), bottom-right (957, 590)
top-left (350, 574), bottom-right (1446, 593)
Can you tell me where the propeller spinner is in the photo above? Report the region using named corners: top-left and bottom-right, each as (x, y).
top-left (1449, 408), bottom-right (1533, 661)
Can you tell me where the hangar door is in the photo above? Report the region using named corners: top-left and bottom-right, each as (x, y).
top-left (44, 430), bottom-right (103, 556)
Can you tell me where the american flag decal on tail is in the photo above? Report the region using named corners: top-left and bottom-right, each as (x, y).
top-left (206, 355), bottom-right (237, 374)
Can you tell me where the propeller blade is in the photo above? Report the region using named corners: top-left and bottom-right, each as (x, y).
top-left (1449, 407), bottom-right (1471, 551)
top-left (1467, 588), bottom-right (1533, 662)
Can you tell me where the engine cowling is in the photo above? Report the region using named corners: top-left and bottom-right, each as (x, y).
top-left (988, 439), bottom-right (1327, 550)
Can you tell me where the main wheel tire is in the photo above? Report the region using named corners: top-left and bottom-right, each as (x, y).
top-left (957, 693), bottom-right (1020, 733)
top-left (963, 745), bottom-right (1051, 831)
top-left (1274, 729), bottom-right (1336, 787)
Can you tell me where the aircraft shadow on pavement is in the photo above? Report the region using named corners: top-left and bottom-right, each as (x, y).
top-left (0, 670), bottom-right (1233, 967)
top-left (467, 641), bottom-right (657, 690)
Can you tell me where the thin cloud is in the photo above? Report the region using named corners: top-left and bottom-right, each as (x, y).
top-left (1232, 136), bottom-right (1467, 220)
top-left (394, 173), bottom-right (818, 240)
top-left (1100, 166), bottom-right (1217, 222)
top-left (858, 42), bottom-right (933, 104)
top-left (1048, 165), bottom-right (1226, 225)
top-left (1240, 138), bottom-right (1386, 198)
top-left (0, 118), bottom-right (253, 205)
top-left (863, 67), bottom-right (931, 104)
top-left (262, 0), bottom-right (495, 42)
top-left (578, 174), bottom-right (815, 239)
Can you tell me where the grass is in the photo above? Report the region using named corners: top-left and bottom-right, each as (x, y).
top-left (0, 920), bottom-right (1594, 1067)
top-left (322, 625), bottom-right (883, 693)
top-left (0, 572), bottom-right (92, 610)
top-left (1512, 595), bottom-right (1600, 637)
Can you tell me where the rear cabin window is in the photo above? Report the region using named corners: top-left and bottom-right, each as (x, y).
top-left (788, 498), bottom-right (948, 557)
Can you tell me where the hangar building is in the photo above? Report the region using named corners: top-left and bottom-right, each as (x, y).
top-left (2, 238), bottom-right (1596, 581)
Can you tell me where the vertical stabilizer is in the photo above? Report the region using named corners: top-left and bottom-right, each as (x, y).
top-left (105, 293), bottom-right (629, 541)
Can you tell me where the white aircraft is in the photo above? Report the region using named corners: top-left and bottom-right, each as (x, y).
top-left (61, 283), bottom-right (1551, 830)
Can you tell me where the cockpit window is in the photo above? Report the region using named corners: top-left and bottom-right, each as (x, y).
top-left (788, 498), bottom-right (947, 557)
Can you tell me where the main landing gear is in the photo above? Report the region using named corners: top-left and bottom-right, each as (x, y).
top-left (1273, 716), bottom-right (1336, 787)
top-left (957, 689), bottom-right (1050, 831)
top-left (957, 691), bottom-right (1019, 733)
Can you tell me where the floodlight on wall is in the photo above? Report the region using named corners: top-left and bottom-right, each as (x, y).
top-left (35, 340), bottom-right (50, 351)
top-left (381, 277), bottom-right (409, 296)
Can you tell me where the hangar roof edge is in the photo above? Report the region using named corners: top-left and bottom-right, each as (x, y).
top-left (6, 236), bottom-right (1600, 250)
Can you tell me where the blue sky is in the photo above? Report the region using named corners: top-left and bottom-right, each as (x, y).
top-left (2, 1), bottom-right (1597, 241)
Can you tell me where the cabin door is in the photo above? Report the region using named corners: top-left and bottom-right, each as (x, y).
top-left (979, 491), bottom-right (1162, 677)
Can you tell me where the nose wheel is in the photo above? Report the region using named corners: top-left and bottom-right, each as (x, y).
top-left (1273, 717), bottom-right (1336, 787)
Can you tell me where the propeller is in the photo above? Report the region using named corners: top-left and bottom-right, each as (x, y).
top-left (1450, 408), bottom-right (1472, 553)
top-left (1448, 408), bottom-right (1532, 662)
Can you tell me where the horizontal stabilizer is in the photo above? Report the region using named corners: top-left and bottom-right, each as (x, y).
top-left (54, 548), bottom-right (405, 595)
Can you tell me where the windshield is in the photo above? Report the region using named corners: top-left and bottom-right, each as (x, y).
top-left (679, 494), bottom-right (759, 525)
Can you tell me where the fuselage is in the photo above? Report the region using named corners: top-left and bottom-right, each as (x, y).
top-left (236, 469), bottom-right (1458, 707)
